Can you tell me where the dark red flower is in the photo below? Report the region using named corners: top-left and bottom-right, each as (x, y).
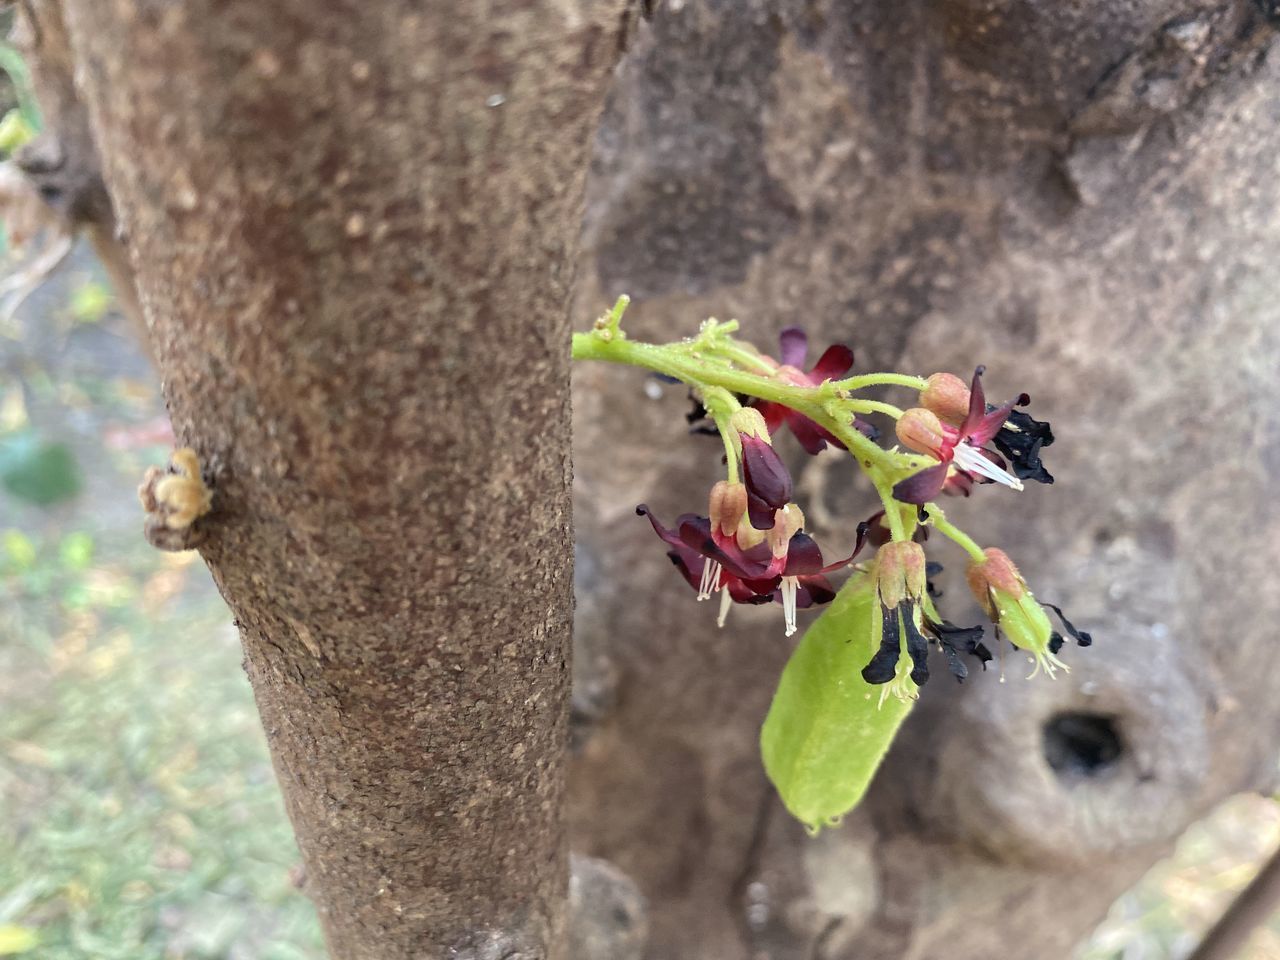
top-left (921, 372), bottom-right (1055, 485)
top-left (636, 489), bottom-right (867, 636)
top-left (754, 327), bottom-right (874, 454)
top-left (892, 367), bottom-right (1025, 505)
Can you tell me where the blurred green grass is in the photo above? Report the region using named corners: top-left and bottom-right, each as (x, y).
top-left (0, 529), bottom-right (324, 959)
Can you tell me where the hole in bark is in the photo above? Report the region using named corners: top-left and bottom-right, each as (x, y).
top-left (1043, 712), bottom-right (1124, 778)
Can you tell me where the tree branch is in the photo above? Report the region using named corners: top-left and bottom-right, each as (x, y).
top-left (1187, 839), bottom-right (1280, 960)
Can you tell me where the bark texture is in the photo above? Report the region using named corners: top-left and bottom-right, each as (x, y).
top-left (570, 2), bottom-right (1280, 958)
top-left (31, 0), bottom-right (627, 956)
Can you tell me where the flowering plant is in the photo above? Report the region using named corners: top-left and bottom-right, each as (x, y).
top-left (573, 297), bottom-right (1091, 833)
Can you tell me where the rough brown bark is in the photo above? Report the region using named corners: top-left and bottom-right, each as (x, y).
top-left (32, 0), bottom-right (627, 957)
top-left (570, 2), bottom-right (1280, 958)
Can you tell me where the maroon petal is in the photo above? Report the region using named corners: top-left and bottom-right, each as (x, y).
top-left (967, 400), bottom-right (1019, 447)
top-left (740, 573), bottom-right (784, 597)
top-left (959, 366), bottom-right (988, 437)
top-left (781, 525), bottom-right (870, 578)
top-left (665, 547), bottom-right (706, 592)
top-left (863, 511), bottom-right (891, 547)
top-left (745, 490), bottom-right (777, 531)
top-left (817, 520), bottom-right (871, 573)
top-left (782, 531), bottom-right (824, 576)
top-left (741, 436), bottom-right (793, 521)
top-left (726, 575), bottom-right (776, 604)
top-left (786, 411), bottom-right (831, 455)
top-left (851, 417), bottom-right (878, 441)
top-left (755, 400), bottom-right (788, 437)
top-left (892, 461), bottom-right (950, 505)
top-left (957, 367), bottom-right (1022, 447)
top-left (978, 447), bottom-right (1009, 470)
top-left (677, 516), bottom-right (773, 580)
top-left (778, 327), bottom-right (809, 368)
top-left (795, 576), bottom-right (836, 606)
top-left (808, 343), bottom-right (855, 383)
top-left (637, 505), bottom-right (699, 550)
top-left (941, 470), bottom-right (974, 497)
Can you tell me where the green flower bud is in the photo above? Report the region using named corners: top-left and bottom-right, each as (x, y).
top-left (728, 406), bottom-right (771, 442)
top-left (966, 548), bottom-right (1067, 678)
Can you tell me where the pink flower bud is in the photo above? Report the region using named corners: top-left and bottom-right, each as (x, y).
top-left (895, 408), bottom-right (948, 457)
top-left (919, 372), bottom-right (971, 426)
top-left (708, 481), bottom-right (747, 539)
top-left (875, 541), bottom-right (927, 609)
top-left (965, 547), bottom-right (1025, 617)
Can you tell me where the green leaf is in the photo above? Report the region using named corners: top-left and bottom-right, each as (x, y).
top-left (0, 433), bottom-right (82, 506)
top-left (0, 925), bottom-right (38, 955)
top-left (68, 280), bottom-right (113, 326)
top-left (0, 43), bottom-right (42, 130)
top-left (58, 531), bottom-right (94, 571)
top-left (761, 575), bottom-right (914, 834)
top-left (2, 529), bottom-right (36, 571)
top-left (0, 110), bottom-right (35, 154)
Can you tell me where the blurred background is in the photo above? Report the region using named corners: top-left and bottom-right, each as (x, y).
top-left (0, 26), bottom-right (1277, 960)
top-left (0, 35), bottom-right (319, 952)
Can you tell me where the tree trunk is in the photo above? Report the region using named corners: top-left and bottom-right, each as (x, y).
top-left (28, 0), bottom-right (628, 956)
top-left (570, 2), bottom-right (1280, 958)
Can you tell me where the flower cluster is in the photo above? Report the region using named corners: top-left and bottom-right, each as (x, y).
top-left (637, 407), bottom-right (863, 637)
top-left (573, 302), bottom-right (1092, 703)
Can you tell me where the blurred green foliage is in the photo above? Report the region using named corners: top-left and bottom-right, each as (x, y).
top-left (0, 231), bottom-right (322, 956)
top-left (0, 526), bottom-right (324, 959)
top-left (0, 30), bottom-right (40, 135)
top-left (0, 431), bottom-right (81, 505)
top-left (66, 280), bottom-right (112, 327)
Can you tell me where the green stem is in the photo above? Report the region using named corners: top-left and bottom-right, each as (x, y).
top-left (573, 334), bottom-right (814, 409)
top-left (924, 506), bottom-right (987, 562)
top-left (572, 329), bottom-right (922, 542)
top-left (875, 481), bottom-right (908, 541)
top-left (846, 399), bottom-right (904, 419)
top-left (701, 387), bottom-right (743, 482)
top-left (820, 411), bottom-right (912, 542)
top-left (834, 373), bottom-right (928, 392)
top-left (711, 341), bottom-right (778, 376)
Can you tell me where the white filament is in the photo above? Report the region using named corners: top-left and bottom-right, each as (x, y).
top-left (716, 587), bottom-right (732, 628)
top-left (953, 442), bottom-right (1024, 490)
top-left (697, 560), bottom-right (722, 601)
top-left (781, 576), bottom-right (799, 637)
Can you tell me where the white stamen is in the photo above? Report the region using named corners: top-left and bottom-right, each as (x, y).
top-left (697, 560), bottom-right (722, 601)
top-left (953, 441), bottom-right (1024, 490)
top-left (716, 587), bottom-right (733, 628)
top-left (781, 576), bottom-right (799, 637)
